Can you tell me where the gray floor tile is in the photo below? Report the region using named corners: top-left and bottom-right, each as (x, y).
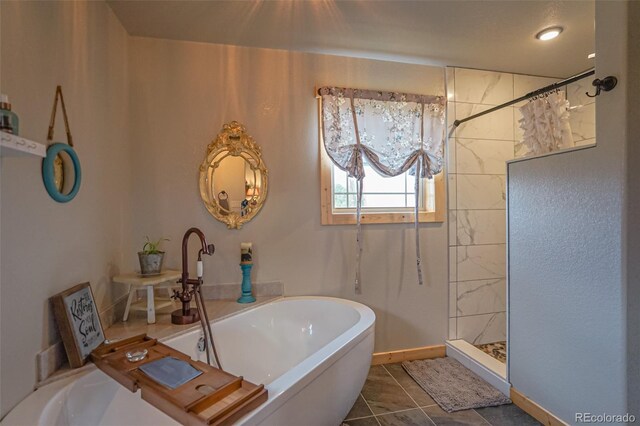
top-left (385, 363), bottom-right (437, 407)
top-left (422, 404), bottom-right (489, 426)
top-left (361, 365), bottom-right (418, 415)
top-left (475, 404), bottom-right (541, 425)
top-left (346, 394), bottom-right (374, 420)
top-left (377, 409), bottom-right (435, 426)
top-left (342, 416), bottom-right (380, 426)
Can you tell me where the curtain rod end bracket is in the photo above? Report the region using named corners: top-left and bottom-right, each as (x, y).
top-left (586, 76), bottom-right (618, 98)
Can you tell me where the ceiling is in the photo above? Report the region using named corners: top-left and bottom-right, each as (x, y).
top-left (107, 0), bottom-right (594, 78)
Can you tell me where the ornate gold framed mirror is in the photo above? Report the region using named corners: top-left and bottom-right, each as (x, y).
top-left (199, 121), bottom-right (268, 229)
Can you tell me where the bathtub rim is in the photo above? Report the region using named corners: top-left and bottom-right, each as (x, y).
top-left (1, 296), bottom-right (375, 426)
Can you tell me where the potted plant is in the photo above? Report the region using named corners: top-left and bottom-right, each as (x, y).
top-left (138, 236), bottom-right (169, 275)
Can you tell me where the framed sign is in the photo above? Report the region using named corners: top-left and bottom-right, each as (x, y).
top-left (51, 282), bottom-right (104, 368)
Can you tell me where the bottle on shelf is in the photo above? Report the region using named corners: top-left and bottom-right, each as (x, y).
top-left (0, 94), bottom-right (19, 135)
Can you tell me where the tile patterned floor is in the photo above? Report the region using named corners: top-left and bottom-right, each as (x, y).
top-left (474, 342), bottom-right (507, 364)
top-left (342, 364), bottom-right (540, 426)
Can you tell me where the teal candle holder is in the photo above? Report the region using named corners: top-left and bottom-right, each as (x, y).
top-left (237, 263), bottom-right (256, 304)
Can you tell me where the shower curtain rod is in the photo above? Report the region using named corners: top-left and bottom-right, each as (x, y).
top-left (450, 68), bottom-right (595, 133)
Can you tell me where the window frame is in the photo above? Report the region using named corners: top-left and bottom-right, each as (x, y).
top-left (317, 95), bottom-right (445, 225)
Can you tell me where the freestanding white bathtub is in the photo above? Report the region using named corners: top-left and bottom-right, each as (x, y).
top-left (2, 297), bottom-right (375, 426)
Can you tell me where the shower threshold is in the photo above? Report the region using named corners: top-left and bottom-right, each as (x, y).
top-left (445, 339), bottom-right (509, 396)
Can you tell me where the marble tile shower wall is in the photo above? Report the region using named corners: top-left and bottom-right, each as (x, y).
top-left (446, 67), bottom-right (596, 345)
top-left (565, 78), bottom-right (596, 147)
top-left (447, 67), bottom-right (514, 345)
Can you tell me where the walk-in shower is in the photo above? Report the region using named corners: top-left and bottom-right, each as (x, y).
top-left (445, 66), bottom-right (598, 392)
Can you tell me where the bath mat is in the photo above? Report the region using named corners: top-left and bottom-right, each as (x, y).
top-left (402, 357), bottom-right (511, 412)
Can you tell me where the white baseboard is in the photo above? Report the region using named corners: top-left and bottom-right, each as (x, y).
top-left (445, 339), bottom-right (510, 396)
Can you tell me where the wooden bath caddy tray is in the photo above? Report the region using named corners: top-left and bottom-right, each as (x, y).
top-left (91, 334), bottom-right (267, 425)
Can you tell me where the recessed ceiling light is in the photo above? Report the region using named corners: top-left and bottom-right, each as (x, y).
top-left (536, 27), bottom-right (563, 41)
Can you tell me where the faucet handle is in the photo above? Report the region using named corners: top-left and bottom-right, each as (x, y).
top-left (171, 289), bottom-right (181, 300)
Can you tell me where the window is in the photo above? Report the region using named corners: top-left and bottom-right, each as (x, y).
top-left (332, 159), bottom-right (433, 210)
top-left (320, 150), bottom-right (445, 225)
top-left (317, 86), bottom-right (446, 291)
top-left (317, 86), bottom-right (445, 225)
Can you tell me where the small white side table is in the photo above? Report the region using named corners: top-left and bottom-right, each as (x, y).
top-left (113, 270), bottom-right (181, 324)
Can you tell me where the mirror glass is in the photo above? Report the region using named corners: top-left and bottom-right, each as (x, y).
top-left (200, 122), bottom-right (268, 229)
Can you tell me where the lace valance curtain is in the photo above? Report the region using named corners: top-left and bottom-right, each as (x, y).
top-left (319, 86), bottom-right (446, 293)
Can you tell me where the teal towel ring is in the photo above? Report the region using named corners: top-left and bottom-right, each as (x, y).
top-left (42, 143), bottom-right (81, 202)
top-left (42, 86), bottom-right (81, 203)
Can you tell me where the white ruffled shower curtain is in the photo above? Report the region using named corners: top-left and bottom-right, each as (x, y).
top-left (518, 91), bottom-right (574, 156)
top-left (319, 87), bottom-right (446, 293)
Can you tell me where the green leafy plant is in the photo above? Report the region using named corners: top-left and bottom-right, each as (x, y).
top-left (141, 236), bottom-right (169, 254)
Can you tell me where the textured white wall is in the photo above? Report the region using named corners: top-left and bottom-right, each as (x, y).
top-left (626, 1), bottom-right (640, 415)
top-left (507, 1), bottom-right (629, 421)
top-left (0, 1), bottom-right (132, 417)
top-left (128, 37), bottom-right (449, 354)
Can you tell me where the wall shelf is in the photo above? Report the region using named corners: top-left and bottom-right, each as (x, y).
top-left (0, 131), bottom-right (47, 157)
